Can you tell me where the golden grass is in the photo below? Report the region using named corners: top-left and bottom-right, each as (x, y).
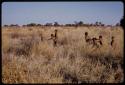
top-left (2, 26), bottom-right (124, 83)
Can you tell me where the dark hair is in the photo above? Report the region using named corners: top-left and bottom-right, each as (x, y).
top-left (99, 35), bottom-right (102, 38)
top-left (85, 32), bottom-right (88, 35)
top-left (112, 36), bottom-right (114, 39)
top-left (51, 34), bottom-right (54, 36)
top-left (55, 29), bottom-right (57, 32)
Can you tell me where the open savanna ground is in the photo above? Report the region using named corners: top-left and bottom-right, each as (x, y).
top-left (2, 26), bottom-right (124, 83)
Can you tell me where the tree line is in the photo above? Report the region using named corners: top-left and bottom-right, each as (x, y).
top-left (3, 18), bottom-right (124, 28)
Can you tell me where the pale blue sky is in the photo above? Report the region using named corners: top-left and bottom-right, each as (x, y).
top-left (2, 2), bottom-right (123, 26)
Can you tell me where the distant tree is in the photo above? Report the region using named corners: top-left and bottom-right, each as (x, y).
top-left (16, 24), bottom-right (20, 27)
top-left (116, 23), bottom-right (120, 26)
top-left (65, 24), bottom-right (72, 26)
top-left (10, 24), bottom-right (14, 26)
top-left (27, 23), bottom-right (36, 27)
top-left (99, 22), bottom-right (102, 26)
top-left (37, 24), bottom-right (42, 26)
top-left (23, 25), bottom-right (27, 27)
top-left (95, 22), bottom-right (99, 26)
top-left (4, 25), bottom-right (9, 27)
top-left (45, 23), bottom-right (53, 26)
top-left (90, 23), bottom-right (95, 26)
top-left (101, 24), bottom-right (105, 26)
top-left (78, 21), bottom-right (84, 26)
top-left (10, 24), bottom-right (19, 27)
top-left (26, 23), bottom-right (43, 27)
top-left (65, 24), bottom-right (68, 26)
top-left (54, 22), bottom-right (59, 26)
top-left (84, 23), bottom-right (89, 27)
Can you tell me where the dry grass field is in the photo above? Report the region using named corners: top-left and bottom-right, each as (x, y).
top-left (2, 26), bottom-right (124, 83)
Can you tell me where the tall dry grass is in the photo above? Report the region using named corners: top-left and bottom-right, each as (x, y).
top-left (2, 26), bottom-right (124, 83)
